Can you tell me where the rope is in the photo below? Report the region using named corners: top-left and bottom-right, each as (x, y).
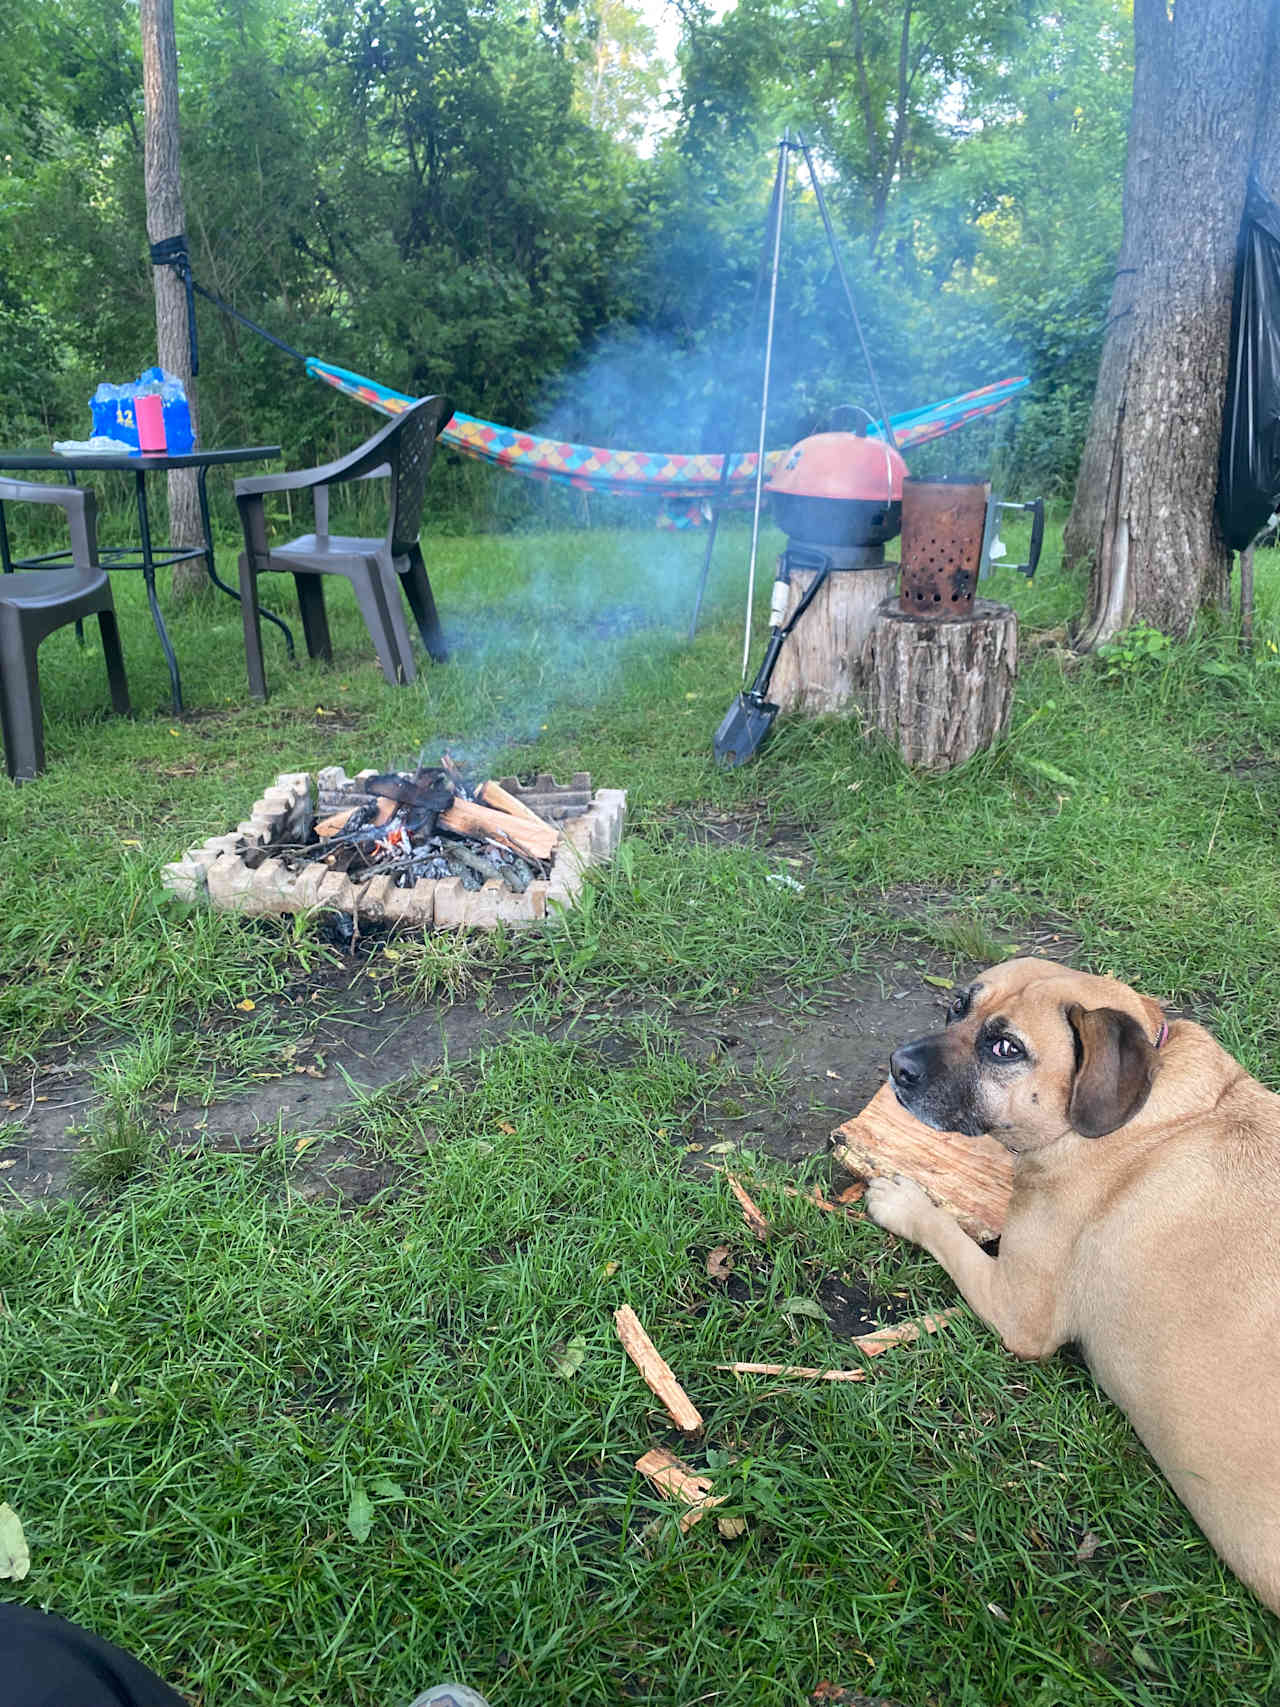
top-left (149, 235), bottom-right (308, 374)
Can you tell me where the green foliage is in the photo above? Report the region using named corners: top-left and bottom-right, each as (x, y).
top-left (1094, 622), bottom-right (1175, 679)
top-left (0, 0), bottom-right (1133, 512)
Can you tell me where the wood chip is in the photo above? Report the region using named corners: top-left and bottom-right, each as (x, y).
top-left (726, 1173), bottom-right (771, 1239)
top-left (781, 1183), bottom-right (864, 1213)
top-left (852, 1308), bottom-right (959, 1355)
top-left (831, 1081), bottom-right (1013, 1242)
top-left (614, 1306), bottom-right (703, 1435)
top-left (635, 1447), bottom-right (727, 1532)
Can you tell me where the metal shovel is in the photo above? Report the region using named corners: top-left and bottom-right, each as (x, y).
top-left (713, 560), bottom-right (831, 766)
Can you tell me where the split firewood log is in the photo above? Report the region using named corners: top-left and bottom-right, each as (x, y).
top-left (438, 797), bottom-right (560, 863)
top-left (478, 779), bottom-right (549, 825)
top-left (315, 807), bottom-right (355, 839)
top-left (830, 1081), bottom-right (1013, 1242)
top-left (315, 794), bottom-right (396, 840)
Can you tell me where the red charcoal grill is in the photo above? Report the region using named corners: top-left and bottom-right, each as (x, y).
top-left (714, 427), bottom-right (909, 766)
top-left (768, 427), bottom-right (908, 572)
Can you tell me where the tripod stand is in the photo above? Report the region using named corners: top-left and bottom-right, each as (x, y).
top-left (686, 131), bottom-right (899, 660)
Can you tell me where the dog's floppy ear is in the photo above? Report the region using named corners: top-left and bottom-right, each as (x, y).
top-left (1066, 1004), bottom-right (1157, 1138)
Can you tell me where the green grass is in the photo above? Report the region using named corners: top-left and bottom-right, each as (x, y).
top-left (4, 506), bottom-right (1280, 1703)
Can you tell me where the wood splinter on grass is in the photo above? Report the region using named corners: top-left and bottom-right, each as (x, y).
top-left (726, 1173), bottom-right (771, 1239)
top-left (635, 1447), bottom-right (740, 1536)
top-left (781, 1182), bottom-right (865, 1213)
top-left (719, 1308), bottom-right (961, 1383)
top-left (853, 1309), bottom-right (959, 1355)
top-left (614, 1306), bottom-right (704, 1435)
top-left (719, 1363), bottom-right (868, 1383)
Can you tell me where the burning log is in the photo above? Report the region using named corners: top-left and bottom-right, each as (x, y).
top-left (315, 807), bottom-right (356, 839)
top-left (252, 762), bottom-right (571, 898)
top-left (438, 796), bottom-right (560, 863)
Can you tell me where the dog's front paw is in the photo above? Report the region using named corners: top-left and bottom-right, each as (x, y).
top-left (865, 1172), bottom-right (933, 1242)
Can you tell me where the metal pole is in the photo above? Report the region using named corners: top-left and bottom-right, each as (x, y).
top-left (688, 164), bottom-right (783, 644)
top-left (742, 133), bottom-right (789, 681)
top-left (796, 133), bottom-right (899, 454)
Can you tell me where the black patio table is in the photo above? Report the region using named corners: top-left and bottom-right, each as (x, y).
top-left (0, 444), bottom-right (293, 714)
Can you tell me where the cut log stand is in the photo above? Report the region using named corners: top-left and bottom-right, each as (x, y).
top-left (862, 597), bottom-right (1017, 773)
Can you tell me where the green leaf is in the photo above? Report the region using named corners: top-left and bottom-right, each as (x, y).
top-left (780, 1296), bottom-right (827, 1322)
top-left (346, 1484), bottom-right (374, 1543)
top-left (1017, 755), bottom-right (1080, 790)
top-left (550, 1333), bottom-right (588, 1378)
top-left (0, 1504), bottom-right (30, 1581)
top-left (369, 1477), bottom-right (406, 1500)
top-left (921, 973), bottom-right (954, 989)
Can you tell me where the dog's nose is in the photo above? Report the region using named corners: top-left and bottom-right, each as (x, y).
top-left (890, 1040), bottom-right (929, 1089)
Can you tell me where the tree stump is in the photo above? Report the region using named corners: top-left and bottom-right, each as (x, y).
top-left (769, 565), bottom-right (897, 717)
top-left (863, 597), bottom-right (1017, 772)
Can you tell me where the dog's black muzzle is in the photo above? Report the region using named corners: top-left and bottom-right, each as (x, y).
top-left (890, 1033), bottom-right (946, 1094)
top-left (889, 1031), bottom-right (985, 1134)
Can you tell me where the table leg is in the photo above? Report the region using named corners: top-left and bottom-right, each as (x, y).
top-left (135, 471), bottom-right (184, 715)
top-left (196, 466), bottom-right (295, 659)
top-left (0, 500), bottom-right (11, 573)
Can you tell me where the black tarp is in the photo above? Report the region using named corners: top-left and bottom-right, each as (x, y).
top-left (1219, 178), bottom-right (1280, 552)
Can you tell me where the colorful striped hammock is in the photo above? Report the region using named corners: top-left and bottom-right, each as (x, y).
top-left (306, 358), bottom-right (1027, 519)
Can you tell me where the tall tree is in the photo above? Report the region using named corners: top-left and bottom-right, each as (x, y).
top-left (1065, 0), bottom-right (1280, 648)
top-left (141, 0), bottom-right (203, 594)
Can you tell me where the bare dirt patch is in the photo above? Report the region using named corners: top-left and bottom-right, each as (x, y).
top-left (1, 898), bottom-right (1082, 1212)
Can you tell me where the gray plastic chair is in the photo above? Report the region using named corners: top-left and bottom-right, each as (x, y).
top-left (234, 394), bottom-right (453, 699)
top-left (0, 479), bottom-right (130, 782)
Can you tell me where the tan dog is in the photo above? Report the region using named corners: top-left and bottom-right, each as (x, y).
top-left (865, 957), bottom-right (1280, 1613)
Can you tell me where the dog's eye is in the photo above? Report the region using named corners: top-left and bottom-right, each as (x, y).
top-left (988, 1035), bottom-right (1025, 1062)
top-left (947, 989), bottom-right (971, 1023)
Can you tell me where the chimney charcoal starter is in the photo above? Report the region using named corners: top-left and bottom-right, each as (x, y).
top-left (898, 475), bottom-right (991, 618)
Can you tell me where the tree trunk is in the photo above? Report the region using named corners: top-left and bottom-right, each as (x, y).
top-left (141, 0), bottom-right (205, 599)
top-left (1066, 0), bottom-right (1278, 649)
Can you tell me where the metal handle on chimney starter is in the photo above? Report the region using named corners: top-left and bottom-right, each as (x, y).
top-left (979, 495), bottom-right (1046, 580)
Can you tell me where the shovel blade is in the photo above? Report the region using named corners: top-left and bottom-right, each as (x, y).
top-left (714, 693), bottom-right (778, 767)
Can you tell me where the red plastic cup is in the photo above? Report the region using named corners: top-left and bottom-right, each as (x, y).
top-left (136, 392), bottom-right (167, 454)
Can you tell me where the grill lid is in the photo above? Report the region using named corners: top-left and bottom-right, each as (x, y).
top-left (768, 430), bottom-right (908, 504)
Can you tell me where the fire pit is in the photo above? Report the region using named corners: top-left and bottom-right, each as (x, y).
top-left (162, 765), bottom-right (626, 929)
